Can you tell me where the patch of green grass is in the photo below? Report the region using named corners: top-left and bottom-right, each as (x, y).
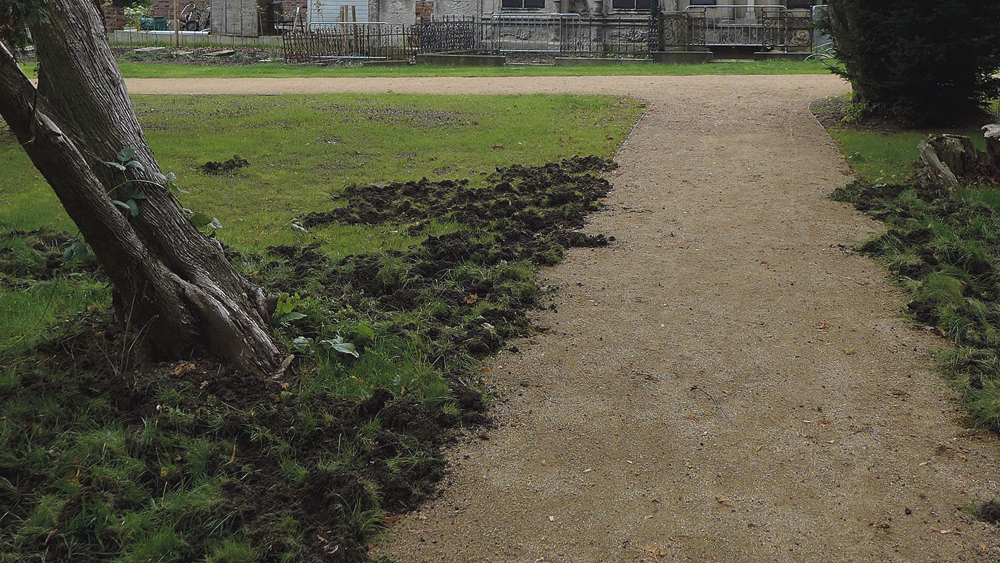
top-left (817, 93), bottom-right (989, 184)
top-left (827, 127), bottom-right (987, 184)
top-left (1, 93), bottom-right (641, 562)
top-left (830, 173), bottom-right (1000, 430)
top-left (4, 93), bottom-right (643, 253)
top-left (19, 58), bottom-right (833, 79)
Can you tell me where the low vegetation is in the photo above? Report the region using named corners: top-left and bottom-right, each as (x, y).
top-left (19, 56), bottom-right (833, 79)
top-left (819, 98), bottom-right (1000, 431)
top-left (0, 93), bottom-right (644, 561)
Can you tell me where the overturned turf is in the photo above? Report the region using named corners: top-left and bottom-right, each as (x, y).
top-left (264, 156), bottom-right (617, 366)
top-left (1, 157), bottom-right (617, 562)
top-left (832, 178), bottom-right (1000, 430)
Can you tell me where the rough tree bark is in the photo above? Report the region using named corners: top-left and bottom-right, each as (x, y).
top-left (0, 0), bottom-right (282, 374)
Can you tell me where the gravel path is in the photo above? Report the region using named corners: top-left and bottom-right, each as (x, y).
top-left (130, 75), bottom-right (1000, 561)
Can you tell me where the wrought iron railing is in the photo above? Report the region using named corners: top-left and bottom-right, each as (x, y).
top-left (417, 17), bottom-right (477, 53)
top-left (281, 8), bottom-right (813, 63)
top-left (414, 14), bottom-right (654, 58)
top-left (282, 22), bottom-right (415, 62)
top-left (657, 6), bottom-right (811, 51)
top-left (557, 17), bottom-right (652, 58)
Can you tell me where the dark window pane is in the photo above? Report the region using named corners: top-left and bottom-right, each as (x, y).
top-left (524, 0), bottom-right (545, 8)
top-left (634, 0), bottom-right (650, 9)
top-left (689, 0), bottom-right (716, 5)
top-left (501, 0), bottom-right (522, 7)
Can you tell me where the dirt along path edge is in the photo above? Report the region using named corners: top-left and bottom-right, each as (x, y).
top-left (132, 75), bottom-right (1000, 561)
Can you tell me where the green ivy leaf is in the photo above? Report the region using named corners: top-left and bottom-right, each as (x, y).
top-left (126, 199), bottom-right (139, 217)
top-left (278, 312), bottom-right (307, 324)
top-left (353, 323), bottom-right (375, 341)
top-left (131, 191), bottom-right (147, 200)
top-left (104, 161), bottom-right (127, 171)
top-left (125, 160), bottom-right (145, 172)
top-left (62, 241), bottom-right (89, 261)
top-left (117, 147), bottom-right (135, 163)
top-left (291, 336), bottom-right (313, 355)
top-left (189, 212), bottom-right (214, 228)
top-left (112, 200), bottom-right (131, 212)
top-left (320, 336), bottom-right (359, 358)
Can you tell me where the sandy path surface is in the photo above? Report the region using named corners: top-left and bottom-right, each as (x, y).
top-left (130, 75), bottom-right (1000, 561)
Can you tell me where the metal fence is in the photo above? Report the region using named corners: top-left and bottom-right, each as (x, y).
top-left (482, 15), bottom-right (652, 57)
top-left (676, 5), bottom-right (812, 50)
top-left (417, 17), bottom-right (477, 53)
top-left (281, 8), bottom-right (813, 63)
top-left (414, 14), bottom-right (655, 58)
top-left (282, 22), bottom-right (414, 62)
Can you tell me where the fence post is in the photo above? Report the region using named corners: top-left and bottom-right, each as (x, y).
top-left (648, 0), bottom-right (659, 54)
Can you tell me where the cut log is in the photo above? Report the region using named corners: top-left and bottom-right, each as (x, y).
top-left (983, 124), bottom-right (1000, 171)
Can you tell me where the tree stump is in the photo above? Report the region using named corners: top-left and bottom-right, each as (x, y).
top-left (983, 124), bottom-right (1000, 171)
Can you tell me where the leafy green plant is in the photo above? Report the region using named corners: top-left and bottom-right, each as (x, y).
top-left (273, 292), bottom-right (310, 325)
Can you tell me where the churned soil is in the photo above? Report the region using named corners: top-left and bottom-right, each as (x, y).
top-left (127, 75), bottom-right (1000, 562)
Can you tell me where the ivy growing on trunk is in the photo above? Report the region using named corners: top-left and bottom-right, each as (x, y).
top-left (0, 0), bottom-right (284, 374)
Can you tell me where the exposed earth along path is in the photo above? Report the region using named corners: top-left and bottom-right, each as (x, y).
top-left (128, 76), bottom-right (1000, 562)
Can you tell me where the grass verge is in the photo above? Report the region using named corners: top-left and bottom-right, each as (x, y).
top-left (0, 94), bottom-right (643, 561)
top-left (18, 58), bottom-right (834, 79)
top-left (818, 98), bottom-right (1000, 431)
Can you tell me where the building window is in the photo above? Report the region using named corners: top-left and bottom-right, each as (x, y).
top-left (611, 0), bottom-right (651, 9)
top-left (501, 0), bottom-right (544, 8)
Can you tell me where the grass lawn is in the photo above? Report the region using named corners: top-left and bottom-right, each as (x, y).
top-left (820, 100), bottom-right (1000, 431)
top-left (18, 58), bottom-right (834, 79)
top-left (0, 92), bottom-right (644, 562)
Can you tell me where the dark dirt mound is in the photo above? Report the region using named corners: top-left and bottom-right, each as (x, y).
top-left (200, 155), bottom-right (250, 174)
top-left (0, 228), bottom-right (100, 288)
top-left (271, 157), bottom-right (617, 367)
top-left (980, 500), bottom-right (1000, 525)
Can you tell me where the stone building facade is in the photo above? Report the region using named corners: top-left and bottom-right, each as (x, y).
top-left (371, 0), bottom-right (817, 27)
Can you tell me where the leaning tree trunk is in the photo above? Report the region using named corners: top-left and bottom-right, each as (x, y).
top-left (0, 0), bottom-right (282, 374)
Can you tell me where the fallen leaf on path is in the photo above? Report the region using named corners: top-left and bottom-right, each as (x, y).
top-left (843, 348), bottom-right (856, 355)
top-left (816, 321), bottom-right (831, 330)
top-left (716, 496), bottom-right (734, 507)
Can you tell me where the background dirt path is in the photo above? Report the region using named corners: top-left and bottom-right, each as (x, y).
top-left (130, 76), bottom-right (1000, 561)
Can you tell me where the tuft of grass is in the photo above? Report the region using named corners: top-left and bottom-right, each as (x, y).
top-left (827, 122), bottom-right (1000, 429)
